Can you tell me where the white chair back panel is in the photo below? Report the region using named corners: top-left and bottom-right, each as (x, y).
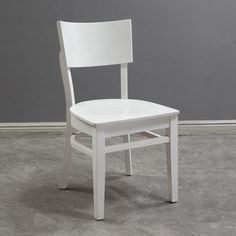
top-left (57, 19), bottom-right (133, 68)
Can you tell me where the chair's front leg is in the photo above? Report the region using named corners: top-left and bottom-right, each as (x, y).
top-left (123, 134), bottom-right (132, 176)
top-left (92, 127), bottom-right (106, 220)
top-left (58, 125), bottom-right (72, 189)
top-left (166, 115), bottom-right (178, 203)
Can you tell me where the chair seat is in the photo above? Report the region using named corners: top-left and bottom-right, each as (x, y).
top-left (70, 99), bottom-right (179, 126)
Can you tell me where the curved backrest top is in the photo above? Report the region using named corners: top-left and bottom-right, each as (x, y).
top-left (57, 19), bottom-right (133, 68)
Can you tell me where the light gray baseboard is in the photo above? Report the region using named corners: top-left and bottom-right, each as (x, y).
top-left (0, 122), bottom-right (66, 131)
top-left (178, 120), bottom-right (236, 135)
top-left (0, 120), bottom-right (235, 135)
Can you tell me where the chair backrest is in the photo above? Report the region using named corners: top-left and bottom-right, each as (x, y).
top-left (57, 19), bottom-right (133, 123)
top-left (57, 19), bottom-right (133, 68)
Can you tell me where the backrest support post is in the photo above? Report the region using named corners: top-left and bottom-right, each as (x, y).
top-left (59, 51), bottom-right (75, 124)
top-left (120, 63), bottom-right (128, 99)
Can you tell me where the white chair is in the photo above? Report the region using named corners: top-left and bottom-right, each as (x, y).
top-left (57, 19), bottom-right (179, 220)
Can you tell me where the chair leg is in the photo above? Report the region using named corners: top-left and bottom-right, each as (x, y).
top-left (58, 126), bottom-right (72, 189)
top-left (123, 134), bottom-right (132, 176)
top-left (92, 128), bottom-right (106, 220)
top-left (166, 115), bottom-right (178, 203)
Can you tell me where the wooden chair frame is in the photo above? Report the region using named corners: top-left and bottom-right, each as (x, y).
top-left (57, 19), bottom-right (178, 220)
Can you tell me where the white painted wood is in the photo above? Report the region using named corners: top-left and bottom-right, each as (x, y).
top-left (58, 48), bottom-right (75, 189)
top-left (58, 51), bottom-right (75, 189)
top-left (59, 52), bottom-right (75, 113)
top-left (58, 126), bottom-right (72, 189)
top-left (71, 115), bottom-right (94, 136)
top-left (121, 63), bottom-right (128, 99)
top-left (70, 99), bottom-right (179, 126)
top-left (166, 115), bottom-right (178, 202)
top-left (106, 136), bottom-right (169, 153)
top-left (71, 135), bottom-right (93, 157)
top-left (143, 131), bottom-right (162, 138)
top-left (58, 45), bottom-right (92, 190)
top-left (123, 135), bottom-right (132, 176)
top-left (120, 64), bottom-right (132, 175)
top-left (57, 19), bottom-right (180, 220)
top-left (103, 116), bottom-right (170, 138)
top-left (57, 20), bottom-right (133, 68)
top-left (92, 128), bottom-right (106, 220)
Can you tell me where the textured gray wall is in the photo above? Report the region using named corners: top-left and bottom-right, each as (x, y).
top-left (1, 0), bottom-right (236, 122)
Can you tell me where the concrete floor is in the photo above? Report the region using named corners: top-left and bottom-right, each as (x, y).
top-left (0, 129), bottom-right (235, 236)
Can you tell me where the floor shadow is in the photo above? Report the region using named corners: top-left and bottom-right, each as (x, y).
top-left (20, 172), bottom-right (171, 223)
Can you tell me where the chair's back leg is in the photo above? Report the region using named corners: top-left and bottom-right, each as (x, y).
top-left (123, 134), bottom-right (132, 176)
top-left (92, 128), bottom-right (106, 220)
top-left (166, 115), bottom-right (178, 202)
top-left (58, 125), bottom-right (72, 189)
top-left (120, 64), bottom-right (132, 176)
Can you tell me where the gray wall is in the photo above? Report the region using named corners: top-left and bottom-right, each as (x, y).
top-left (1, 0), bottom-right (236, 122)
